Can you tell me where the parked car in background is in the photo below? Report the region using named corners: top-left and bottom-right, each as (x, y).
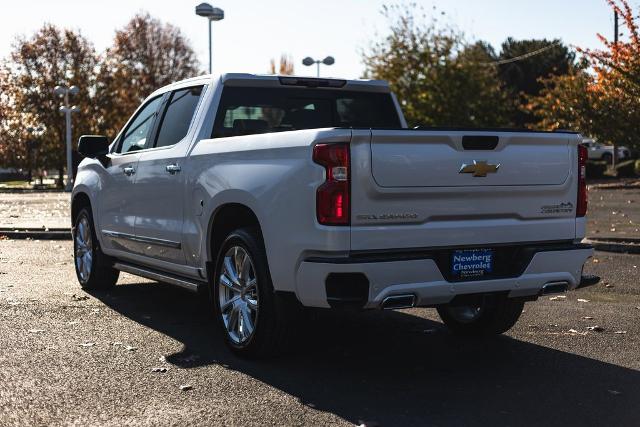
top-left (71, 73), bottom-right (598, 358)
top-left (582, 138), bottom-right (631, 163)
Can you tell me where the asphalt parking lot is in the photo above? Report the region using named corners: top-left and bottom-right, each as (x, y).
top-left (1, 238), bottom-right (639, 426)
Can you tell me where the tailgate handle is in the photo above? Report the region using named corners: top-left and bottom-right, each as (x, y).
top-left (462, 135), bottom-right (499, 150)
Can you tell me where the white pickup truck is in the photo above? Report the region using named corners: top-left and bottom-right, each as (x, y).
top-left (72, 73), bottom-right (598, 357)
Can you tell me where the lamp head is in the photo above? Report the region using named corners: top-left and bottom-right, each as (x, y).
top-left (322, 56), bottom-right (335, 66)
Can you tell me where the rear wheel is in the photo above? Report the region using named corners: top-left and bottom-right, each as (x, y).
top-left (73, 207), bottom-right (119, 290)
top-left (437, 295), bottom-right (525, 336)
top-left (212, 228), bottom-right (297, 358)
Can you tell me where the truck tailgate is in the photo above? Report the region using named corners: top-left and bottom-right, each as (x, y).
top-left (350, 129), bottom-right (581, 251)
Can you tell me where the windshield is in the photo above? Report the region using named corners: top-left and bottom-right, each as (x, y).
top-left (212, 86), bottom-right (401, 138)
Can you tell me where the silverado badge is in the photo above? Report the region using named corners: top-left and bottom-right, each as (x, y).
top-left (459, 160), bottom-right (500, 177)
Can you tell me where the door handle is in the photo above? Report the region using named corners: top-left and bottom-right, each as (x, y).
top-left (165, 164), bottom-right (181, 174)
top-left (123, 166), bottom-right (135, 176)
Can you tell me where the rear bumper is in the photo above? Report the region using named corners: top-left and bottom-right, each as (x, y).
top-left (294, 243), bottom-right (594, 309)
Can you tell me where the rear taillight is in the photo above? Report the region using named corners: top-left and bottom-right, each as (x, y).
top-left (313, 143), bottom-right (350, 225)
top-left (577, 144), bottom-right (588, 217)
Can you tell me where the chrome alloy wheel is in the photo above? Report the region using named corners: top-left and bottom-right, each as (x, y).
top-left (74, 216), bottom-right (93, 283)
top-left (218, 246), bottom-right (259, 345)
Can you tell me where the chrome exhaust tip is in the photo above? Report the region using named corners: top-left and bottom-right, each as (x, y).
top-left (541, 281), bottom-right (569, 295)
top-left (381, 294), bottom-right (416, 310)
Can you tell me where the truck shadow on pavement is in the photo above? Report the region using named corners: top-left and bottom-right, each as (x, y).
top-left (91, 281), bottom-right (640, 427)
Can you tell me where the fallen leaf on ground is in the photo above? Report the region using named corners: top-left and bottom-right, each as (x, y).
top-left (568, 329), bottom-right (579, 334)
top-left (71, 294), bottom-right (89, 301)
top-left (586, 326), bottom-right (604, 332)
top-left (577, 299), bottom-right (590, 303)
top-left (605, 284), bottom-right (614, 288)
top-left (614, 331), bottom-right (627, 334)
top-left (78, 342), bottom-right (95, 347)
top-left (180, 385), bottom-right (193, 391)
top-left (583, 316), bottom-right (594, 320)
top-left (28, 329), bottom-right (45, 333)
top-left (151, 367), bottom-right (168, 373)
top-left (124, 345), bottom-right (137, 352)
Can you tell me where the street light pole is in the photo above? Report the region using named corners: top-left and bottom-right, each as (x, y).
top-left (195, 3), bottom-right (225, 74)
top-left (209, 18), bottom-right (212, 74)
top-left (54, 85), bottom-right (79, 192)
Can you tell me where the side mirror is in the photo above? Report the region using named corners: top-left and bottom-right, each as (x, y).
top-left (78, 135), bottom-right (109, 158)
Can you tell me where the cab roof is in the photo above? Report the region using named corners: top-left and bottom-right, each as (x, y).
top-left (149, 73), bottom-right (391, 98)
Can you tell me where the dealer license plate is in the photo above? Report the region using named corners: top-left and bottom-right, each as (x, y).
top-left (451, 249), bottom-right (494, 279)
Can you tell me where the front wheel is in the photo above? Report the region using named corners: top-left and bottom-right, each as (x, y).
top-left (73, 207), bottom-right (119, 290)
top-left (437, 295), bottom-right (525, 336)
top-left (212, 228), bottom-right (297, 358)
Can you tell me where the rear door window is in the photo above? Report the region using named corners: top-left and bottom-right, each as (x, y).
top-left (154, 86), bottom-right (204, 148)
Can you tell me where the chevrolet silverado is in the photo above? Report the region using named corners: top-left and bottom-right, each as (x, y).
top-left (71, 73), bottom-right (598, 357)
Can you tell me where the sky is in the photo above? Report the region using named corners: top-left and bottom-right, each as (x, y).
top-left (0, 0), bottom-right (619, 79)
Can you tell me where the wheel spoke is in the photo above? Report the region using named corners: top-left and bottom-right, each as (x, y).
top-left (234, 248), bottom-right (246, 281)
top-left (77, 221), bottom-right (85, 242)
top-left (239, 253), bottom-right (251, 282)
top-left (221, 295), bottom-right (240, 312)
top-left (219, 273), bottom-right (241, 293)
top-left (245, 278), bottom-right (257, 291)
top-left (246, 297), bottom-right (258, 311)
top-left (81, 220), bottom-right (90, 243)
top-left (240, 305), bottom-right (254, 336)
top-left (223, 257), bottom-right (240, 285)
top-left (229, 305), bottom-right (239, 336)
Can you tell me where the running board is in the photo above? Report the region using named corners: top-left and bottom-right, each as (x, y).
top-left (113, 262), bottom-right (204, 293)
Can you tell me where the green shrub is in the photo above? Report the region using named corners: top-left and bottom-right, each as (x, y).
top-left (635, 160), bottom-right (640, 176)
top-left (614, 160), bottom-right (637, 178)
top-left (586, 161), bottom-right (607, 179)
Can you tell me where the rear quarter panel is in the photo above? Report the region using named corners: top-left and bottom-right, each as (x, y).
top-left (185, 128), bottom-right (352, 292)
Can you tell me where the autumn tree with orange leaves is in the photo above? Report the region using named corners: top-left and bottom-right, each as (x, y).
top-left (269, 54), bottom-right (295, 75)
top-left (0, 14), bottom-right (201, 186)
top-left (528, 0), bottom-right (640, 152)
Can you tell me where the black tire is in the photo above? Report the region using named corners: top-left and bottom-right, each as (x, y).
top-left (73, 207), bottom-right (119, 290)
top-left (437, 295), bottom-right (525, 336)
top-left (602, 153), bottom-right (612, 164)
top-left (212, 228), bottom-right (298, 358)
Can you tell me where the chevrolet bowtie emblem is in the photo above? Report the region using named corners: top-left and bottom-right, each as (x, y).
top-left (459, 161), bottom-right (500, 177)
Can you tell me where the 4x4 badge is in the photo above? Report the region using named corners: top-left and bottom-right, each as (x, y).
top-left (459, 160), bottom-right (500, 177)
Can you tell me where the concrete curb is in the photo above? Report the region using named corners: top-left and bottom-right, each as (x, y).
top-left (2, 228), bottom-right (639, 254)
top-left (0, 188), bottom-right (66, 194)
top-left (0, 228), bottom-right (71, 240)
top-left (583, 238), bottom-right (640, 254)
top-left (588, 181), bottom-right (640, 190)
